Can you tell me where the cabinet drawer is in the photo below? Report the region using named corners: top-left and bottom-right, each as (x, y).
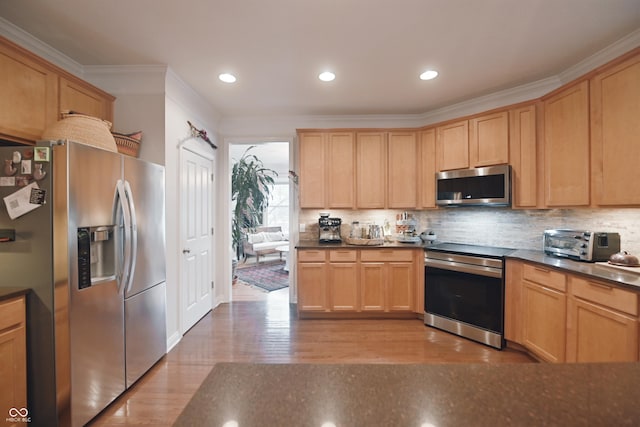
top-left (329, 250), bottom-right (357, 262)
top-left (570, 276), bottom-right (638, 316)
top-left (0, 296), bottom-right (25, 331)
top-left (361, 249), bottom-right (413, 262)
top-left (523, 264), bottom-right (566, 292)
top-left (298, 250), bottom-right (327, 262)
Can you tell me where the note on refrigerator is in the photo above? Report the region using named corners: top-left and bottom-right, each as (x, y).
top-left (3, 182), bottom-right (42, 219)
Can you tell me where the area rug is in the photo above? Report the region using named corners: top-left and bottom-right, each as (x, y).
top-left (235, 260), bottom-right (289, 292)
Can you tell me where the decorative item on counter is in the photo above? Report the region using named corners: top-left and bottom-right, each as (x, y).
top-left (345, 220), bottom-right (384, 245)
top-left (112, 130), bottom-right (142, 157)
top-left (41, 111), bottom-right (118, 152)
top-left (420, 230), bottom-right (437, 245)
top-left (395, 212), bottom-right (420, 242)
top-left (609, 251), bottom-right (640, 267)
top-left (12, 151), bottom-right (21, 164)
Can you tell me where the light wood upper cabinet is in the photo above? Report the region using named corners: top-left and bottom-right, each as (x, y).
top-left (418, 128), bottom-right (437, 209)
top-left (356, 132), bottom-right (387, 208)
top-left (0, 41), bottom-right (58, 144)
top-left (387, 132), bottom-right (417, 208)
top-left (298, 132), bottom-right (327, 208)
top-left (590, 52), bottom-right (640, 206)
top-left (59, 76), bottom-right (114, 122)
top-left (542, 80), bottom-right (590, 207)
top-left (327, 132), bottom-right (355, 208)
top-left (509, 104), bottom-right (538, 208)
top-left (469, 110), bottom-right (509, 167)
top-left (436, 120), bottom-right (469, 171)
top-left (0, 296), bottom-right (27, 418)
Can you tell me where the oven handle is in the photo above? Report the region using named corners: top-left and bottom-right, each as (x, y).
top-left (425, 258), bottom-right (502, 279)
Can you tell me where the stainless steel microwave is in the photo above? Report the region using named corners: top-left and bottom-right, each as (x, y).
top-left (436, 165), bottom-right (511, 207)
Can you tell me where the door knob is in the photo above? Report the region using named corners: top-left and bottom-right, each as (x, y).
top-left (183, 249), bottom-right (191, 254)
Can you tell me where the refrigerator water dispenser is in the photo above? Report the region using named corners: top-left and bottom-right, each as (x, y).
top-left (77, 226), bottom-right (116, 289)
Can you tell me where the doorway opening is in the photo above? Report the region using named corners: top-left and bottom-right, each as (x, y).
top-left (229, 142), bottom-right (290, 302)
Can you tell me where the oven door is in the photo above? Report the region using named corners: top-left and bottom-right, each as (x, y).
top-left (424, 260), bottom-right (504, 348)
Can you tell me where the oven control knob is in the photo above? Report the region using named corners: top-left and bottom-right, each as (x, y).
top-left (581, 243), bottom-right (587, 248)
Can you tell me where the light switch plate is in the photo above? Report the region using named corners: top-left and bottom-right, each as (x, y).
top-left (299, 223), bottom-right (306, 232)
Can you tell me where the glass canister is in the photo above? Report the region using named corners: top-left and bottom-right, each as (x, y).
top-left (350, 221), bottom-right (361, 238)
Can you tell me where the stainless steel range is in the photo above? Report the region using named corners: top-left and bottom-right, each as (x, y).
top-left (424, 243), bottom-right (514, 349)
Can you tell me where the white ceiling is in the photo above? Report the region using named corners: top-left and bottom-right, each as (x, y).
top-left (1, 0), bottom-right (640, 119)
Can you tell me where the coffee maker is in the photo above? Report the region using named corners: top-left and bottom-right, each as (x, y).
top-left (318, 213), bottom-right (342, 243)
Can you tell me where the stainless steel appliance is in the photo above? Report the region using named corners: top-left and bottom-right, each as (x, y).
top-left (319, 217), bottom-right (342, 243)
top-left (0, 141), bottom-right (166, 427)
top-left (436, 164), bottom-right (511, 207)
top-left (543, 229), bottom-right (621, 262)
top-left (424, 243), bottom-right (514, 349)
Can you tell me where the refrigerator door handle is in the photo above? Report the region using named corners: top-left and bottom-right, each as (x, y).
top-left (123, 180), bottom-right (138, 294)
top-left (114, 179), bottom-right (133, 295)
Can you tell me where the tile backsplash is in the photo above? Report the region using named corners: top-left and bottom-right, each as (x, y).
top-left (299, 208), bottom-right (640, 254)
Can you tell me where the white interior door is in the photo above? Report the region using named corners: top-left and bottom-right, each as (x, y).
top-left (180, 148), bottom-right (214, 333)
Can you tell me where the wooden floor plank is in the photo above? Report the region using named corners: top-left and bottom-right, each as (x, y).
top-left (89, 284), bottom-right (534, 426)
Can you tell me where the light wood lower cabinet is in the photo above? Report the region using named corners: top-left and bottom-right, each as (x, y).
top-left (0, 296), bottom-right (27, 420)
top-left (566, 276), bottom-right (638, 362)
top-left (297, 248), bottom-right (419, 316)
top-left (506, 259), bottom-right (640, 363)
top-left (522, 281), bottom-right (566, 363)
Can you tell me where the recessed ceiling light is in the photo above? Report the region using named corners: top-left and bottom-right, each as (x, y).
top-left (318, 71), bottom-right (335, 82)
top-left (420, 70), bottom-right (439, 80)
top-left (218, 73), bottom-right (237, 83)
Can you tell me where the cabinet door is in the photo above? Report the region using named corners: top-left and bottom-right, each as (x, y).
top-left (543, 81), bottom-right (590, 206)
top-left (328, 263), bottom-right (358, 311)
top-left (387, 263), bottom-right (413, 311)
top-left (59, 76), bottom-right (114, 122)
top-left (327, 132), bottom-right (355, 208)
top-left (360, 263), bottom-right (385, 311)
top-left (591, 53), bottom-right (640, 206)
top-left (522, 281), bottom-right (567, 363)
top-left (509, 104), bottom-right (538, 207)
top-left (469, 110), bottom-right (509, 167)
top-left (0, 297), bottom-right (27, 416)
top-left (436, 120), bottom-right (469, 171)
top-left (567, 297), bottom-right (638, 362)
top-left (298, 132), bottom-right (327, 208)
top-left (356, 132), bottom-right (386, 208)
top-left (0, 41), bottom-right (58, 144)
top-left (297, 262), bottom-right (328, 311)
top-left (418, 128), bottom-right (437, 208)
top-left (387, 132), bottom-right (417, 208)
top-left (504, 260), bottom-right (524, 343)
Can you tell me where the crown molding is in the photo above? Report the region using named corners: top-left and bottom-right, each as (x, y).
top-left (558, 27), bottom-right (640, 84)
top-left (0, 16), bottom-right (84, 77)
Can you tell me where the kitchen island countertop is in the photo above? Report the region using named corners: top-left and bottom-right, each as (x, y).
top-left (296, 239), bottom-right (424, 249)
top-left (174, 362), bottom-right (640, 427)
top-left (508, 249), bottom-right (640, 290)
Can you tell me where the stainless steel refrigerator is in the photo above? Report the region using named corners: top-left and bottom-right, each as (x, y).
top-left (0, 140), bottom-right (166, 427)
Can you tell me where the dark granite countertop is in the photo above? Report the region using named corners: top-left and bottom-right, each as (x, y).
top-left (174, 362), bottom-right (640, 427)
top-left (508, 249), bottom-right (640, 290)
top-left (296, 239), bottom-right (424, 249)
top-left (0, 287), bottom-right (30, 302)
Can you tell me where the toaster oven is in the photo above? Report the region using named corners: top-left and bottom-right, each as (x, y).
top-left (543, 229), bottom-right (620, 262)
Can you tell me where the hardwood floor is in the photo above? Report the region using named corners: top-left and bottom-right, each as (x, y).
top-left (89, 283), bottom-right (534, 426)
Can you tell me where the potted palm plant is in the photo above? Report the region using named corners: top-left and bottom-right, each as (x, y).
top-left (231, 146), bottom-right (278, 276)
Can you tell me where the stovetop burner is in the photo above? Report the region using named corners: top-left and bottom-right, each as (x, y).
top-left (426, 242), bottom-right (515, 259)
